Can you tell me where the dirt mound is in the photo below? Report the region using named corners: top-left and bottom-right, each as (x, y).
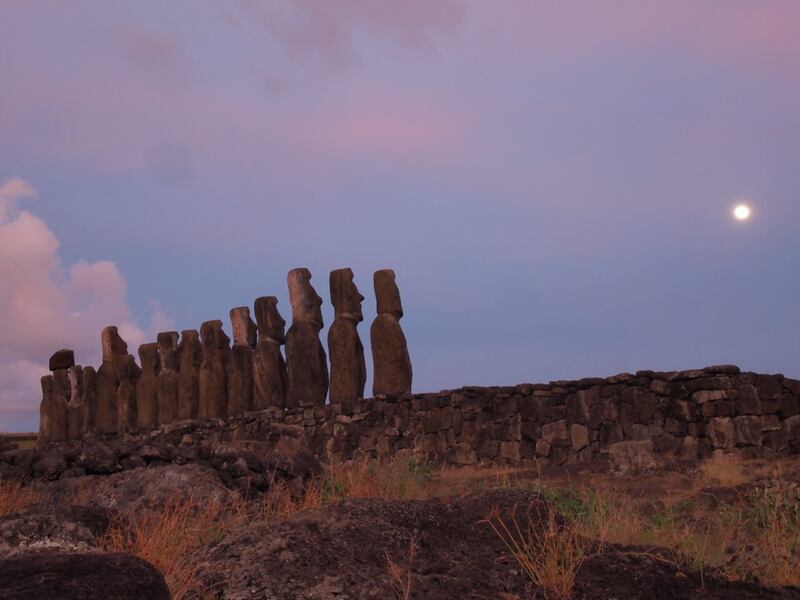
top-left (0, 552), bottom-right (169, 600)
top-left (193, 489), bottom-right (798, 599)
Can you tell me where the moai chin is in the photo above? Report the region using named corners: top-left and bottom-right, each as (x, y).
top-left (157, 331), bottom-right (180, 426)
top-left (370, 269), bottom-right (412, 396)
top-left (253, 296), bottom-right (288, 409)
top-left (285, 268), bottom-right (329, 407)
top-left (136, 343), bottom-right (160, 431)
top-left (228, 309), bottom-right (255, 417)
top-left (328, 268), bottom-right (366, 405)
top-left (199, 320), bottom-right (231, 420)
top-left (177, 330), bottom-right (202, 420)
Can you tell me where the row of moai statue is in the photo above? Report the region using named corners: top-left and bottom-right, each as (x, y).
top-left (38, 268), bottom-right (412, 443)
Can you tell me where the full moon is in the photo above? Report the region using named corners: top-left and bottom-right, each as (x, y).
top-left (734, 204), bottom-right (751, 221)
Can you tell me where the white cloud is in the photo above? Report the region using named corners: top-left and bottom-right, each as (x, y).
top-left (0, 178), bottom-right (172, 431)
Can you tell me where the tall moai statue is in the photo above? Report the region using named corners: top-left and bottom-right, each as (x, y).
top-left (285, 268), bottom-right (329, 407)
top-left (136, 343), bottom-right (159, 431)
top-left (38, 349), bottom-right (73, 443)
top-left (253, 296), bottom-right (288, 409)
top-left (199, 320), bottom-right (230, 420)
top-left (66, 364), bottom-right (84, 440)
top-left (177, 330), bottom-right (202, 420)
top-left (370, 270), bottom-right (412, 396)
top-left (80, 366), bottom-right (97, 436)
top-left (328, 268), bottom-right (366, 404)
top-left (228, 307), bottom-right (256, 416)
top-left (95, 326), bottom-right (140, 435)
top-left (157, 331), bottom-right (180, 425)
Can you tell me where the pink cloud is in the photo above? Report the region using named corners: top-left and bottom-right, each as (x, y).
top-left (0, 178), bottom-right (172, 430)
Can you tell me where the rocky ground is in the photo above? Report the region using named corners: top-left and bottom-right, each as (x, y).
top-left (0, 441), bottom-right (799, 599)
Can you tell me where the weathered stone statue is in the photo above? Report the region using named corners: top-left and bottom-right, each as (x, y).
top-left (328, 268), bottom-right (366, 404)
top-left (39, 349), bottom-right (74, 443)
top-left (80, 366), bottom-right (97, 436)
top-left (199, 320), bottom-right (230, 420)
top-left (370, 269), bottom-right (412, 396)
top-left (253, 296), bottom-right (288, 409)
top-left (66, 365), bottom-right (84, 440)
top-left (38, 375), bottom-right (55, 443)
top-left (177, 330), bottom-right (202, 420)
top-left (157, 331), bottom-right (180, 426)
top-left (285, 268), bottom-right (328, 407)
top-left (95, 327), bottom-right (139, 435)
top-left (227, 307), bottom-right (255, 416)
top-left (136, 343), bottom-right (160, 431)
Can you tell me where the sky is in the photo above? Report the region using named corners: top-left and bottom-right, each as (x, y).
top-left (1, 1), bottom-right (799, 432)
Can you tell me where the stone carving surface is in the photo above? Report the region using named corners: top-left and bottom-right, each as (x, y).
top-left (285, 269), bottom-right (328, 407)
top-left (80, 367), bottom-right (97, 435)
top-left (328, 268), bottom-right (366, 404)
top-left (370, 270), bottom-right (412, 396)
top-left (136, 343), bottom-right (160, 431)
top-left (66, 365), bottom-right (84, 440)
top-left (38, 375), bottom-right (54, 443)
top-left (253, 296), bottom-right (288, 409)
top-left (230, 307), bottom-right (257, 348)
top-left (96, 327), bottom-right (139, 435)
top-left (178, 330), bottom-right (202, 420)
top-left (49, 349), bottom-right (75, 371)
top-left (199, 320), bottom-right (230, 420)
top-left (157, 331), bottom-right (180, 426)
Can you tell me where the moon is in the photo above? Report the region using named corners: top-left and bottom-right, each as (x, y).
top-left (733, 204), bottom-right (751, 221)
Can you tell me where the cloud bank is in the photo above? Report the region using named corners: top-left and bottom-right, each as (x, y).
top-left (0, 178), bottom-right (171, 431)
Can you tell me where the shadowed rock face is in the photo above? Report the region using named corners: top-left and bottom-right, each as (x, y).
top-left (178, 330), bottom-right (202, 420)
top-left (328, 268), bottom-right (366, 404)
top-left (286, 269), bottom-right (328, 407)
top-left (0, 552), bottom-right (170, 600)
top-left (199, 320), bottom-right (231, 420)
top-left (38, 375), bottom-right (54, 444)
top-left (370, 270), bottom-right (412, 397)
top-left (80, 367), bottom-right (97, 435)
top-left (228, 309), bottom-right (255, 417)
top-left (157, 331), bottom-right (179, 426)
top-left (253, 297), bottom-right (288, 409)
top-left (136, 343), bottom-right (159, 431)
top-left (117, 355), bottom-right (141, 435)
top-left (48, 349), bottom-right (75, 371)
top-left (96, 326), bottom-right (138, 435)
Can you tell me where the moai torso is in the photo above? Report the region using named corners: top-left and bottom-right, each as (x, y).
top-left (199, 320), bottom-right (230, 420)
top-left (38, 375), bottom-right (54, 444)
top-left (157, 331), bottom-right (180, 426)
top-left (42, 349), bottom-right (74, 443)
top-left (228, 307), bottom-right (256, 416)
top-left (370, 270), bottom-right (412, 397)
top-left (328, 268), bottom-right (366, 405)
top-left (66, 365), bottom-right (84, 440)
top-left (285, 268), bottom-right (329, 408)
top-left (80, 367), bottom-right (97, 436)
top-left (253, 296), bottom-right (288, 409)
top-left (136, 343), bottom-right (160, 431)
top-left (178, 330), bottom-right (202, 420)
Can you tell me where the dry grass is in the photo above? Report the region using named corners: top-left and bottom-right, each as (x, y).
top-left (484, 503), bottom-right (589, 599)
top-left (385, 536), bottom-right (417, 600)
top-left (0, 478), bottom-right (39, 516)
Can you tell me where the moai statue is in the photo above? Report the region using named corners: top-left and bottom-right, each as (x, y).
top-left (253, 296), bottom-right (288, 409)
top-left (95, 326), bottom-right (137, 435)
top-left (285, 268), bottom-right (329, 407)
top-left (199, 320), bottom-right (231, 420)
top-left (66, 365), bottom-right (84, 440)
top-left (38, 375), bottom-right (54, 444)
top-left (136, 343), bottom-right (160, 431)
top-left (40, 349), bottom-right (73, 443)
top-left (80, 366), bottom-right (97, 436)
top-left (157, 331), bottom-right (180, 425)
top-left (370, 269), bottom-right (412, 396)
top-left (117, 354), bottom-right (141, 435)
top-left (177, 330), bottom-right (202, 420)
top-left (328, 268), bottom-right (366, 405)
top-left (227, 307), bottom-right (256, 417)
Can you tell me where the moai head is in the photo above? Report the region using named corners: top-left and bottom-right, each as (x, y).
top-left (254, 296), bottom-right (286, 343)
top-left (200, 320), bottom-right (231, 351)
top-left (138, 343), bottom-right (160, 375)
top-left (330, 268), bottom-right (364, 322)
top-left (230, 307), bottom-right (258, 348)
top-left (157, 332), bottom-right (180, 371)
top-left (287, 268), bottom-right (323, 328)
top-left (101, 326), bottom-right (128, 362)
top-left (374, 269), bottom-right (403, 319)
